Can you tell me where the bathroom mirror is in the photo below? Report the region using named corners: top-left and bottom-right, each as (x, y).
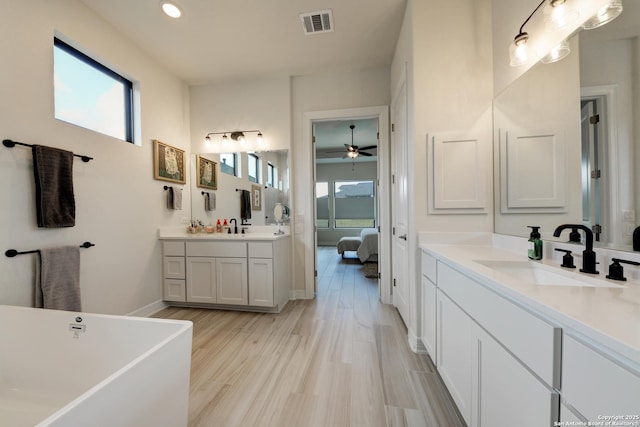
top-left (189, 150), bottom-right (289, 226)
top-left (493, 2), bottom-right (639, 251)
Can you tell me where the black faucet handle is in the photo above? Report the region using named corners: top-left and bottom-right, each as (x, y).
top-left (606, 258), bottom-right (640, 281)
top-left (555, 248), bottom-right (576, 269)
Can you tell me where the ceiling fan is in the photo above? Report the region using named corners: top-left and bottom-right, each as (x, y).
top-left (329, 124), bottom-right (377, 158)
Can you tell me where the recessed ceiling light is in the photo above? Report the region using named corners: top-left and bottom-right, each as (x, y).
top-left (161, 2), bottom-right (182, 19)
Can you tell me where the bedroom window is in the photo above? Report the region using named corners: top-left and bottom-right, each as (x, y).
top-left (316, 182), bottom-right (329, 228)
top-left (53, 37), bottom-right (134, 142)
top-left (334, 180), bottom-right (375, 228)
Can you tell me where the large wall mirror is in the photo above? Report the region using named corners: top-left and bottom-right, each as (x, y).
top-left (189, 150), bottom-right (290, 227)
top-left (494, 2), bottom-right (639, 251)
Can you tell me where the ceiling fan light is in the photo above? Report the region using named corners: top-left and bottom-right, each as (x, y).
top-left (347, 151), bottom-right (358, 158)
top-left (582, 0), bottom-right (623, 30)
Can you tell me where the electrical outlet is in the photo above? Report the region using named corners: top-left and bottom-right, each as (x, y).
top-left (624, 223), bottom-right (635, 236)
top-left (180, 217), bottom-right (190, 224)
top-left (622, 210), bottom-right (635, 221)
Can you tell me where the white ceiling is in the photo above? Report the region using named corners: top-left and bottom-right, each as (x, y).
top-left (79, 0), bottom-right (407, 85)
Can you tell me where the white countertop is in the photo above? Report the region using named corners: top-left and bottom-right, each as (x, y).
top-left (420, 236), bottom-right (640, 367)
top-left (158, 226), bottom-right (290, 241)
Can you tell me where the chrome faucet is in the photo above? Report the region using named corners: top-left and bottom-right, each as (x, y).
top-left (553, 224), bottom-right (599, 274)
top-left (229, 218), bottom-right (238, 234)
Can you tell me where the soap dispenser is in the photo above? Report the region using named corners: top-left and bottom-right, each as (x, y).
top-left (634, 226), bottom-right (640, 252)
top-left (527, 226), bottom-right (543, 260)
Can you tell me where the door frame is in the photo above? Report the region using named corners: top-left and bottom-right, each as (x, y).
top-left (302, 106), bottom-right (391, 303)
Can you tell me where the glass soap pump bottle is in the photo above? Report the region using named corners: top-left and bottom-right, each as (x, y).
top-left (527, 226), bottom-right (543, 260)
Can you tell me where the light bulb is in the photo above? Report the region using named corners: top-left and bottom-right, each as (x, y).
top-left (541, 39), bottom-right (571, 64)
top-left (544, 0), bottom-right (579, 31)
top-left (582, 0), bottom-right (623, 30)
top-left (161, 2), bottom-right (182, 18)
top-left (509, 33), bottom-right (530, 67)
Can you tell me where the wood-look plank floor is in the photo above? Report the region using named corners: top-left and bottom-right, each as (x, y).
top-left (153, 246), bottom-right (465, 427)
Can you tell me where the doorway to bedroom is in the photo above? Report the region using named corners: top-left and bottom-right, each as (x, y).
top-left (313, 117), bottom-right (381, 297)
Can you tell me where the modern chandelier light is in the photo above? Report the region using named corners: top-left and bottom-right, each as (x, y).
top-left (509, 0), bottom-right (624, 67)
top-left (204, 130), bottom-right (263, 143)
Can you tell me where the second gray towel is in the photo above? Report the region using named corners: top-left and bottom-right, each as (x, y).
top-left (36, 246), bottom-right (81, 311)
top-left (166, 186), bottom-right (182, 210)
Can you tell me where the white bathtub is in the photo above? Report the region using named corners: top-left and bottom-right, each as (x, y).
top-left (0, 305), bottom-right (193, 427)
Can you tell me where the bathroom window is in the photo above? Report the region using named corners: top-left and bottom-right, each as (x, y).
top-left (220, 153), bottom-right (238, 176)
top-left (334, 180), bottom-right (375, 228)
top-left (53, 37), bottom-right (134, 143)
top-left (266, 162), bottom-right (276, 187)
top-left (248, 153), bottom-right (260, 183)
top-left (316, 182), bottom-right (329, 228)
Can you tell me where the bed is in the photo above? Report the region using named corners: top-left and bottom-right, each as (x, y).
top-left (336, 228), bottom-right (378, 263)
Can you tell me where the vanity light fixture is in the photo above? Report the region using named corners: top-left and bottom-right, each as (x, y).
top-left (509, 0), bottom-right (546, 67)
top-left (544, 0), bottom-right (579, 31)
top-left (204, 130), bottom-right (263, 143)
top-left (161, 2), bottom-right (182, 18)
top-left (541, 39), bottom-right (571, 63)
top-left (582, 0), bottom-right (623, 30)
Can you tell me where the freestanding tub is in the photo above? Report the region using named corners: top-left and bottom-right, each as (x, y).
top-left (0, 305), bottom-right (193, 427)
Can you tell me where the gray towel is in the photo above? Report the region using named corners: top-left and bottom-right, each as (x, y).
top-left (166, 186), bottom-right (182, 210)
top-left (204, 192), bottom-right (215, 211)
top-left (32, 145), bottom-right (75, 228)
top-left (36, 246), bottom-right (81, 311)
top-left (240, 190), bottom-right (251, 220)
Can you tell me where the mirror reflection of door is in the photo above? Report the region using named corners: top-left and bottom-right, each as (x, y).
top-left (581, 96), bottom-right (608, 244)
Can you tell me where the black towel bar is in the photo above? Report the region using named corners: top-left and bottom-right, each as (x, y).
top-left (164, 186), bottom-right (182, 191)
top-left (5, 242), bottom-right (95, 258)
top-left (3, 139), bottom-right (93, 162)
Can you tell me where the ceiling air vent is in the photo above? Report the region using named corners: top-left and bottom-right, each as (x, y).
top-left (300, 9), bottom-right (334, 35)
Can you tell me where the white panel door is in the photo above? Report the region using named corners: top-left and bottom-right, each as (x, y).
top-left (216, 258), bottom-right (248, 305)
top-left (249, 258), bottom-right (273, 307)
top-left (186, 257), bottom-right (217, 303)
top-left (391, 76), bottom-right (410, 325)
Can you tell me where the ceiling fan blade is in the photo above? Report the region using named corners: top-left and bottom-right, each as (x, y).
top-left (358, 145), bottom-right (377, 151)
top-left (358, 151), bottom-right (373, 157)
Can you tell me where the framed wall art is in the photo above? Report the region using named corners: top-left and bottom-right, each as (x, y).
top-left (251, 184), bottom-right (262, 210)
top-left (153, 139), bottom-right (186, 184)
top-left (196, 155), bottom-right (218, 190)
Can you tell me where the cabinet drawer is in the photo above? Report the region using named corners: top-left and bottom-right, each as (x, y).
top-left (249, 242), bottom-right (273, 258)
top-left (421, 251), bottom-right (437, 283)
top-left (563, 335), bottom-right (640, 420)
top-left (163, 256), bottom-right (185, 279)
top-left (186, 241), bottom-right (247, 257)
top-left (163, 241), bottom-right (185, 256)
top-left (163, 279), bottom-right (186, 302)
top-left (438, 262), bottom-right (561, 388)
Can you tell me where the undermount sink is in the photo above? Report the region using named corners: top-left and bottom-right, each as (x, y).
top-left (474, 260), bottom-right (623, 288)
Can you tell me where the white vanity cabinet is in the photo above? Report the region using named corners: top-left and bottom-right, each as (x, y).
top-left (562, 334), bottom-right (640, 421)
top-left (425, 253), bottom-right (561, 427)
top-left (420, 252), bottom-right (437, 359)
top-left (161, 236), bottom-right (291, 312)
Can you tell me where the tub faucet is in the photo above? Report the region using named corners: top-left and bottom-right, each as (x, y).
top-left (229, 218), bottom-right (238, 234)
top-left (553, 224), bottom-right (599, 274)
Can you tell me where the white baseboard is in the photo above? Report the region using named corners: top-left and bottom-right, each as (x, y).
top-left (128, 299), bottom-right (168, 317)
top-left (407, 328), bottom-right (427, 354)
top-left (289, 289), bottom-right (310, 300)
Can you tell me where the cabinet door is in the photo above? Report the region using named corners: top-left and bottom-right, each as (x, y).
top-left (163, 279), bottom-right (186, 302)
top-left (437, 290), bottom-right (472, 425)
top-left (471, 323), bottom-right (558, 427)
top-left (186, 257), bottom-right (217, 303)
top-left (216, 258), bottom-right (248, 305)
top-left (421, 275), bottom-right (437, 360)
top-left (249, 258), bottom-right (274, 307)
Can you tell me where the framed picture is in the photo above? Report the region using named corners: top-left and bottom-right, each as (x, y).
top-left (251, 184), bottom-right (262, 210)
top-left (153, 140), bottom-right (186, 184)
top-left (196, 155), bottom-right (218, 190)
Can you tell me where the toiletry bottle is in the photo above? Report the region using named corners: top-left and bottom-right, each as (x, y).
top-left (223, 219), bottom-right (229, 233)
top-left (527, 226), bottom-right (543, 260)
top-left (634, 226), bottom-right (640, 252)
top-left (216, 219), bottom-right (222, 233)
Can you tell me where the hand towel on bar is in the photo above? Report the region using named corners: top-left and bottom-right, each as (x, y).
top-left (240, 189), bottom-right (251, 220)
top-left (36, 246), bottom-right (81, 311)
top-left (204, 193), bottom-right (211, 211)
top-left (166, 186), bottom-right (182, 210)
top-left (32, 145), bottom-right (75, 228)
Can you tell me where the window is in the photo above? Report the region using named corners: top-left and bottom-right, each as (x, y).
top-left (316, 182), bottom-right (329, 228)
top-left (248, 153), bottom-right (260, 183)
top-left (266, 162), bottom-right (276, 187)
top-left (53, 37), bottom-right (133, 142)
top-left (220, 153), bottom-right (238, 176)
top-left (334, 180), bottom-right (375, 228)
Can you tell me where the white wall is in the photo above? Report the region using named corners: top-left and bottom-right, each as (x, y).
top-left (0, 0), bottom-right (190, 314)
top-left (291, 68), bottom-right (391, 293)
